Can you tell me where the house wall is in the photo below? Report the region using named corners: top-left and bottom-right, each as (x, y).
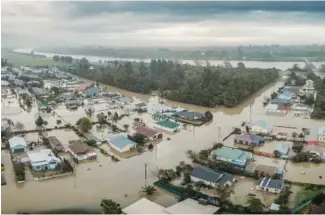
top-left (154, 124), bottom-right (179, 132)
top-left (255, 185), bottom-right (283, 193)
top-left (109, 142), bottom-right (134, 153)
top-left (190, 176), bottom-right (217, 187)
top-left (31, 161), bottom-right (57, 171)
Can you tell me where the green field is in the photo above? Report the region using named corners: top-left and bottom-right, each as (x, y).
top-left (295, 187), bottom-right (322, 207)
top-left (2, 49), bottom-right (73, 67)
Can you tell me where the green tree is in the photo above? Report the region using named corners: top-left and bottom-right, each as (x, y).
top-left (140, 185), bottom-right (157, 199)
top-left (15, 122), bottom-right (24, 131)
top-left (123, 124), bottom-right (129, 131)
top-left (130, 133), bottom-right (146, 144)
top-left (35, 116), bottom-right (44, 143)
top-left (304, 95), bottom-right (315, 106)
top-left (247, 198), bottom-right (264, 213)
top-left (273, 150), bottom-right (281, 158)
top-left (76, 117), bottom-right (92, 133)
top-left (112, 112), bottom-right (119, 123)
top-left (215, 185), bottom-right (234, 203)
top-left (100, 198), bottom-right (122, 214)
top-left (271, 92), bottom-right (278, 99)
top-left (25, 97), bottom-right (32, 108)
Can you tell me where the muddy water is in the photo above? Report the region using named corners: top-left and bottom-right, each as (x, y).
top-left (2, 71), bottom-right (325, 213)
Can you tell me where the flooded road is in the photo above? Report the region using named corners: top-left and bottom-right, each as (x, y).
top-left (2, 63), bottom-right (325, 213)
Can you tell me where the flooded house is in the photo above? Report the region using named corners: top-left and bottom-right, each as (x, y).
top-left (68, 141), bottom-right (97, 162)
top-left (291, 104), bottom-right (310, 116)
top-left (255, 177), bottom-right (285, 193)
top-left (85, 87), bottom-right (100, 97)
top-left (265, 104), bottom-right (289, 116)
top-left (250, 120), bottom-right (273, 134)
top-left (107, 135), bottom-right (137, 153)
top-left (47, 136), bottom-right (65, 153)
top-left (211, 146), bottom-right (253, 167)
top-left (253, 164), bottom-right (279, 177)
top-left (152, 113), bottom-right (170, 121)
top-left (28, 149), bottom-right (61, 171)
top-left (234, 134), bottom-right (265, 147)
top-left (174, 111), bottom-right (205, 121)
top-left (190, 166), bottom-right (236, 187)
top-left (65, 99), bottom-right (83, 109)
top-left (147, 103), bottom-right (172, 114)
top-left (9, 136), bottom-right (27, 154)
top-left (31, 87), bottom-right (47, 96)
top-left (154, 120), bottom-right (180, 132)
top-left (133, 102), bottom-right (148, 111)
top-left (133, 126), bottom-right (162, 141)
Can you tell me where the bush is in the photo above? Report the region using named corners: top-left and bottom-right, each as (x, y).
top-left (148, 144), bottom-right (154, 151)
top-left (85, 139), bottom-right (97, 147)
top-left (16, 175), bottom-right (25, 181)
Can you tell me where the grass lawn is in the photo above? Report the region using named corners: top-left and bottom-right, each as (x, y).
top-left (295, 187), bottom-right (321, 207)
top-left (2, 49), bottom-right (73, 67)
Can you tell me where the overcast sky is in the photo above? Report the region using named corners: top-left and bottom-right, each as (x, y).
top-left (2, 1), bottom-right (325, 48)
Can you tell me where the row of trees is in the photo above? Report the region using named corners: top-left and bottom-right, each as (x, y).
top-left (53, 55), bottom-right (73, 63)
top-left (65, 59), bottom-right (278, 107)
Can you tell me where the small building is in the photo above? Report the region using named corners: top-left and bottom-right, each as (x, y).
top-left (253, 164), bottom-right (278, 177)
top-left (174, 111), bottom-right (206, 121)
top-left (234, 134), bottom-right (265, 147)
top-left (190, 166), bottom-right (236, 188)
top-left (211, 146), bottom-right (253, 167)
top-left (134, 126), bottom-right (162, 140)
top-left (31, 87), bottom-right (46, 96)
top-left (256, 177), bottom-right (285, 193)
top-left (65, 99), bottom-right (83, 107)
top-left (86, 88), bottom-right (100, 97)
top-left (265, 104), bottom-right (288, 116)
top-left (68, 141), bottom-right (97, 162)
top-left (250, 120), bottom-right (272, 134)
top-left (102, 92), bottom-right (120, 99)
top-left (9, 136), bottom-right (27, 153)
top-left (155, 120), bottom-right (180, 132)
top-left (152, 113), bottom-right (170, 121)
top-left (47, 136), bottom-right (65, 152)
top-left (118, 97), bottom-right (129, 104)
top-left (133, 102), bottom-right (147, 111)
top-left (318, 127), bottom-right (325, 143)
top-left (148, 104), bottom-right (172, 114)
top-left (292, 104), bottom-right (310, 116)
top-left (107, 135), bottom-right (137, 153)
top-left (28, 149), bottom-right (61, 171)
top-left (276, 142), bottom-right (290, 155)
top-left (276, 132), bottom-right (289, 140)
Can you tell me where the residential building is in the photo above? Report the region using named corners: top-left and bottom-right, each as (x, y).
top-left (211, 146), bottom-right (253, 167)
top-left (190, 166), bottom-right (236, 187)
top-left (47, 136), bottom-right (65, 152)
top-left (134, 126), bottom-right (162, 140)
top-left (292, 104), bottom-right (310, 116)
top-left (250, 120), bottom-right (272, 134)
top-left (174, 111), bottom-right (206, 121)
top-left (234, 134), bottom-right (265, 147)
top-left (256, 177), bottom-right (285, 193)
top-left (68, 141), bottom-right (97, 161)
top-left (122, 198), bottom-right (220, 214)
top-left (107, 135), bottom-right (137, 153)
top-left (28, 149), bottom-right (61, 171)
top-left (86, 87), bottom-right (100, 97)
top-left (253, 164), bottom-right (278, 177)
top-left (152, 113), bottom-right (170, 121)
top-left (276, 142), bottom-right (291, 156)
top-left (102, 92), bottom-right (120, 99)
top-left (118, 97), bottom-right (129, 104)
top-left (65, 99), bottom-right (83, 107)
top-left (265, 104), bottom-right (288, 116)
top-left (9, 136), bottom-right (27, 153)
top-left (133, 102), bottom-right (147, 111)
top-left (299, 79), bottom-right (315, 95)
top-left (318, 127), bottom-right (325, 143)
top-left (154, 120), bottom-right (180, 132)
top-left (147, 104), bottom-right (172, 114)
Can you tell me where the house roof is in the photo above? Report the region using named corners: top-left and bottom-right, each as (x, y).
top-left (135, 102), bottom-right (147, 108)
top-left (134, 126), bottom-right (158, 137)
top-left (28, 149), bottom-right (60, 164)
top-left (48, 136), bottom-right (65, 151)
top-left (254, 164), bottom-right (277, 176)
top-left (9, 136), bottom-right (27, 149)
top-left (174, 111), bottom-right (205, 120)
top-left (152, 113), bottom-right (170, 120)
top-left (65, 99), bottom-right (83, 105)
top-left (86, 87), bottom-right (99, 95)
top-left (156, 120), bottom-right (180, 129)
top-left (257, 177), bottom-right (284, 190)
top-left (69, 142), bottom-right (91, 154)
top-left (191, 166), bottom-right (235, 185)
top-left (252, 120), bottom-right (272, 131)
top-left (108, 135), bottom-right (136, 150)
top-left (213, 146), bottom-right (252, 162)
top-left (122, 198), bottom-right (166, 214)
top-left (276, 143), bottom-right (290, 154)
top-left (234, 134), bottom-right (265, 143)
top-left (164, 198), bottom-right (220, 214)
top-left (119, 97), bottom-right (129, 103)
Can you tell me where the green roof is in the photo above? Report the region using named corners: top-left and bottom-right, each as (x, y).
top-left (214, 146), bottom-right (252, 162)
top-left (152, 113), bottom-right (169, 120)
top-left (156, 120), bottom-right (179, 129)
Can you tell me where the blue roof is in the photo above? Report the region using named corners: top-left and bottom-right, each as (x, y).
top-left (252, 120), bottom-right (272, 131)
top-left (108, 135), bottom-right (136, 150)
top-left (119, 97), bottom-right (129, 103)
top-left (251, 134), bottom-right (265, 142)
top-left (86, 88), bottom-right (99, 95)
top-left (66, 99), bottom-right (83, 105)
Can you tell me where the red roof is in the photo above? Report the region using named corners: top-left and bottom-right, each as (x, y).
top-left (308, 140), bottom-right (319, 146)
top-left (277, 104), bottom-right (290, 111)
top-left (134, 126), bottom-right (158, 137)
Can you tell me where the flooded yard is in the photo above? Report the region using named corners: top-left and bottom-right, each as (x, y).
top-left (2, 75), bottom-right (325, 213)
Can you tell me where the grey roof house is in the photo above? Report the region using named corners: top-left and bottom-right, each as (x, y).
top-left (174, 111), bottom-right (206, 121)
top-left (256, 177), bottom-right (285, 193)
top-left (190, 166), bottom-right (236, 187)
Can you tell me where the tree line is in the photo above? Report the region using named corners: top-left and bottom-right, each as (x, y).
top-left (63, 59), bottom-right (279, 107)
top-left (53, 55), bottom-right (73, 63)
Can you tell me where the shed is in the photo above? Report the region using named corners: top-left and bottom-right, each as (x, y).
top-left (9, 136), bottom-right (27, 153)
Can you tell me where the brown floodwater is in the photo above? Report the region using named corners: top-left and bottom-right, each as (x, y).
top-left (2, 72), bottom-right (325, 213)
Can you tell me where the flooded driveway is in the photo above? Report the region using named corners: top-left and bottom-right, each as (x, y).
top-left (2, 72), bottom-right (325, 213)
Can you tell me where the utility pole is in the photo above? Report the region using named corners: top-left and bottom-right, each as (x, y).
top-left (144, 163), bottom-right (148, 186)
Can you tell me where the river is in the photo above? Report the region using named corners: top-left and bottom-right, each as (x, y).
top-left (2, 51), bottom-right (325, 213)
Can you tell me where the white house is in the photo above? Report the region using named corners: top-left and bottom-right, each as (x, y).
top-left (265, 104), bottom-right (287, 116)
top-left (256, 177), bottom-right (284, 193)
top-left (28, 149), bottom-right (61, 171)
top-left (107, 135), bottom-right (137, 153)
top-left (291, 104), bottom-right (310, 116)
top-left (250, 120), bottom-right (272, 134)
top-left (318, 127), bottom-right (325, 143)
top-left (190, 166), bottom-right (236, 188)
top-left (9, 136), bottom-right (27, 153)
top-left (299, 79), bottom-right (315, 95)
